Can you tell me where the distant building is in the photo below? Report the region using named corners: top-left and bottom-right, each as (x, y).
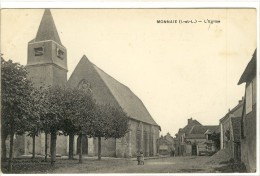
top-left (157, 133), bottom-right (174, 155)
top-left (176, 118), bottom-right (201, 156)
top-left (238, 49), bottom-right (257, 172)
top-left (175, 118), bottom-right (219, 156)
top-left (185, 125), bottom-right (219, 156)
top-left (219, 99), bottom-right (244, 160)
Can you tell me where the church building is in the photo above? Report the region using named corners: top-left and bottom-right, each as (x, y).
top-left (21, 9), bottom-right (160, 158)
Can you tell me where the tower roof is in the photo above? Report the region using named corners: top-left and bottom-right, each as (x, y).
top-left (34, 9), bottom-right (62, 45)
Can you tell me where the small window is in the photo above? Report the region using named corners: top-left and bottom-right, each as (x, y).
top-left (34, 47), bottom-right (44, 56)
top-left (57, 48), bottom-right (64, 59)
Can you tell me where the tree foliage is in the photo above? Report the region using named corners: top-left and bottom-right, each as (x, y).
top-left (89, 104), bottom-right (129, 160)
top-left (1, 57), bottom-right (130, 166)
top-left (1, 58), bottom-right (35, 135)
top-left (1, 58), bottom-right (36, 171)
top-left (59, 87), bottom-right (96, 162)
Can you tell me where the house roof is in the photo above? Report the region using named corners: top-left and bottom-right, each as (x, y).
top-left (238, 49), bottom-right (256, 85)
top-left (185, 134), bottom-right (205, 139)
top-left (214, 126), bottom-right (220, 133)
top-left (68, 56), bottom-right (159, 127)
top-left (231, 117), bottom-right (242, 142)
top-left (30, 9), bottom-right (63, 46)
top-left (189, 125), bottom-right (219, 134)
top-left (219, 99), bottom-right (244, 123)
top-left (181, 119), bottom-right (202, 134)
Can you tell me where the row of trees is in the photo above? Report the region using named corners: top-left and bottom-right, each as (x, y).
top-left (1, 58), bottom-right (129, 172)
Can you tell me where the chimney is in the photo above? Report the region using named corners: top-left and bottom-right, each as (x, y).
top-left (188, 118), bottom-right (193, 125)
top-left (239, 96), bottom-right (244, 104)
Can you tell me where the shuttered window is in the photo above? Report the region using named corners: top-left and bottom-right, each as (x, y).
top-left (34, 47), bottom-right (44, 56)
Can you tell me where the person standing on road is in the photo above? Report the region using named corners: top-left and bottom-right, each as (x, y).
top-left (140, 151), bottom-right (144, 165)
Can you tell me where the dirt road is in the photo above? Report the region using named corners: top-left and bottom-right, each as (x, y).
top-left (52, 156), bottom-right (221, 173)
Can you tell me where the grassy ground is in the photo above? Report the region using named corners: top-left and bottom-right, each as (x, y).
top-left (1, 157), bottom-right (133, 174)
top-left (1, 156), bottom-right (248, 174)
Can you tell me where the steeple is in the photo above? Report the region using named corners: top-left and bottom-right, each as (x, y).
top-left (35, 9), bottom-right (62, 45)
top-left (27, 9), bottom-right (67, 87)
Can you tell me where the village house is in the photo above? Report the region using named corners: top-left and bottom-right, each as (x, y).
top-left (185, 125), bottom-right (219, 156)
top-left (219, 98), bottom-right (244, 161)
top-left (175, 118), bottom-right (219, 156)
top-left (10, 9), bottom-right (160, 158)
top-left (157, 133), bottom-right (174, 155)
top-left (238, 49), bottom-right (256, 172)
top-left (175, 118), bottom-right (201, 156)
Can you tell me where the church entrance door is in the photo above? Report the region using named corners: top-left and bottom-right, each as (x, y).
top-left (77, 135), bottom-right (88, 155)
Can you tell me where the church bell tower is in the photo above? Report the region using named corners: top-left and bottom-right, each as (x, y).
top-left (27, 9), bottom-right (67, 87)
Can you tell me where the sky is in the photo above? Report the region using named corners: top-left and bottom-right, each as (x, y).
top-left (1, 9), bottom-right (257, 136)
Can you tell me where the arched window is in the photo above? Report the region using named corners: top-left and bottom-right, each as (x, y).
top-left (78, 79), bottom-right (92, 92)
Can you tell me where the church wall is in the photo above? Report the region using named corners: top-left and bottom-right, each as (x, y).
top-left (56, 135), bottom-right (68, 156)
top-left (27, 41), bottom-right (53, 66)
top-left (115, 119), bottom-right (160, 158)
top-left (115, 120), bottom-right (134, 158)
top-left (27, 64), bottom-right (54, 87)
top-left (50, 42), bottom-right (67, 70)
top-left (6, 135), bottom-right (25, 157)
top-left (92, 137), bottom-right (116, 157)
top-left (153, 125), bottom-right (160, 156)
top-left (14, 135), bottom-right (25, 157)
top-left (52, 65), bottom-right (67, 86)
top-left (67, 58), bottom-right (120, 108)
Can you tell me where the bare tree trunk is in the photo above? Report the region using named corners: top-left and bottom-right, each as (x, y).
top-left (69, 132), bottom-right (74, 160)
top-left (45, 132), bottom-right (48, 162)
top-left (78, 133), bottom-right (82, 163)
top-left (32, 134), bottom-right (36, 159)
top-left (1, 132), bottom-right (7, 161)
top-left (98, 136), bottom-right (101, 160)
top-left (50, 131), bottom-right (57, 166)
top-left (8, 130), bottom-right (14, 173)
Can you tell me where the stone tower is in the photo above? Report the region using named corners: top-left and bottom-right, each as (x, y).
top-left (27, 9), bottom-right (67, 86)
top-left (24, 9), bottom-right (69, 156)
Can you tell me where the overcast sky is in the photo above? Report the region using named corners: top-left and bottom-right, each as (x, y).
top-left (1, 9), bottom-right (256, 136)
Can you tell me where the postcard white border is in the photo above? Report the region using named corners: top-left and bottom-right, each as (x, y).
top-left (0, 1), bottom-right (259, 176)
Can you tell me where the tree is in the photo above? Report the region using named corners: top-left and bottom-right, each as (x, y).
top-left (38, 85), bottom-right (52, 162)
top-left (25, 87), bottom-right (44, 160)
top-left (1, 58), bottom-right (34, 172)
top-left (60, 87), bottom-right (95, 162)
top-left (90, 104), bottom-right (129, 160)
top-left (40, 86), bottom-right (65, 166)
top-left (105, 106), bottom-right (129, 139)
top-left (72, 88), bottom-right (96, 163)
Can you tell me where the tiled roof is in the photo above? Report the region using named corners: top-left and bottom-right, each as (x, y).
top-left (68, 56), bottom-right (159, 127)
top-left (93, 65), bottom-right (159, 126)
top-left (189, 125), bottom-right (219, 134)
top-left (220, 100), bottom-right (244, 123)
top-left (238, 49), bottom-right (256, 85)
top-left (181, 120), bottom-right (202, 134)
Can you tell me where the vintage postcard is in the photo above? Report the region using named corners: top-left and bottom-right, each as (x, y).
top-left (0, 7), bottom-right (258, 175)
